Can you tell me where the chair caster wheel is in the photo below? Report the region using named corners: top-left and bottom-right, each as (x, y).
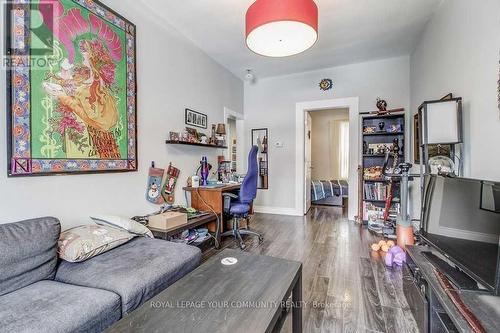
top-left (239, 244), bottom-right (246, 250)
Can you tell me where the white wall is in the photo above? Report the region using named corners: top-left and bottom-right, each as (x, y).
top-left (244, 56), bottom-right (410, 216)
top-left (310, 109), bottom-right (349, 180)
top-left (0, 0), bottom-right (243, 228)
top-left (409, 0), bottom-right (500, 218)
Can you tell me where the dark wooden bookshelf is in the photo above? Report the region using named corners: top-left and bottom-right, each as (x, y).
top-left (361, 111), bottom-right (405, 223)
top-left (165, 140), bottom-right (227, 149)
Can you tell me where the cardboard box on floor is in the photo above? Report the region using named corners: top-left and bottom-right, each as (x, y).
top-left (149, 212), bottom-right (188, 231)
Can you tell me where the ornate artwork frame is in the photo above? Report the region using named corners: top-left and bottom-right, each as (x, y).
top-left (6, 0), bottom-right (137, 177)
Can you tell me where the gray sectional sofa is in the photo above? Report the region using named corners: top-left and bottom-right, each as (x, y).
top-left (0, 217), bottom-right (201, 333)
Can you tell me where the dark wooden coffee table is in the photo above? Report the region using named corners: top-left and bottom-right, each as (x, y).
top-left (106, 249), bottom-right (302, 333)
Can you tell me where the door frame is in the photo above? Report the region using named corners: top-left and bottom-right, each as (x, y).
top-left (304, 112), bottom-right (313, 214)
top-left (295, 97), bottom-right (360, 220)
top-left (224, 107), bottom-right (245, 174)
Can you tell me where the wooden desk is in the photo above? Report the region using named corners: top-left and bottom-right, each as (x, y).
top-left (183, 184), bottom-right (241, 236)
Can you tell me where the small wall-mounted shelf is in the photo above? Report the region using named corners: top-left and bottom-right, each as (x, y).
top-left (364, 199), bottom-right (400, 204)
top-left (363, 154), bottom-right (404, 158)
top-left (165, 140), bottom-right (227, 149)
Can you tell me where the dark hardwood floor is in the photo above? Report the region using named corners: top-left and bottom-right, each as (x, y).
top-left (203, 206), bottom-right (418, 333)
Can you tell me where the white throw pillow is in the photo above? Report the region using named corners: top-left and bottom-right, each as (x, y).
top-left (90, 215), bottom-right (154, 238)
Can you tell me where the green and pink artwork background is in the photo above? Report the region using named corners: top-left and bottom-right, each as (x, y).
top-left (9, 0), bottom-right (137, 175)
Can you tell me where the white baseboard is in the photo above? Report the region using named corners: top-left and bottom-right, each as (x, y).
top-left (438, 226), bottom-right (498, 244)
top-left (253, 206), bottom-right (302, 216)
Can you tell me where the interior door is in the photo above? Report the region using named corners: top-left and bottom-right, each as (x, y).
top-left (304, 112), bottom-right (313, 214)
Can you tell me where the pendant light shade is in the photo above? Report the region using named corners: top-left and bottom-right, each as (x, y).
top-left (246, 0), bottom-right (318, 57)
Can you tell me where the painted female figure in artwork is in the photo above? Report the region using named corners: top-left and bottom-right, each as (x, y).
top-left (37, 0), bottom-right (126, 160)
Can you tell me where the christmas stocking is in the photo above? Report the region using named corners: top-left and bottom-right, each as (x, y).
top-left (146, 163), bottom-right (165, 204)
top-left (161, 163), bottom-right (180, 204)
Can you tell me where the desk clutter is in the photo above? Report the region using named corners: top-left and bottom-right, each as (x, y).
top-left (187, 155), bottom-right (242, 189)
top-left (171, 228), bottom-right (211, 245)
top-left (132, 206), bottom-right (217, 251)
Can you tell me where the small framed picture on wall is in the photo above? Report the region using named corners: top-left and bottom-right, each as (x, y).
top-left (185, 109), bottom-right (208, 129)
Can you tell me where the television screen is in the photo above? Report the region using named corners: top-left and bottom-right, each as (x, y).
top-left (421, 175), bottom-right (500, 290)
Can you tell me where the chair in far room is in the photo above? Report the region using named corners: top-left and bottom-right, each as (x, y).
top-left (221, 145), bottom-right (263, 249)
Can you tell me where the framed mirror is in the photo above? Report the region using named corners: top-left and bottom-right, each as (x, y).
top-left (252, 129), bottom-right (269, 189)
top-left (480, 181), bottom-right (500, 213)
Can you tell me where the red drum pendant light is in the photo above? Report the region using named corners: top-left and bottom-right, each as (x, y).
top-left (246, 0), bottom-right (318, 57)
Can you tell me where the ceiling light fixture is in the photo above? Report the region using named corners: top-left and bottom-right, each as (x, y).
top-left (245, 0), bottom-right (318, 58)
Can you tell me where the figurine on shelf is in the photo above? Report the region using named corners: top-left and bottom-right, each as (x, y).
top-left (169, 132), bottom-right (180, 141)
top-left (392, 138), bottom-right (400, 154)
top-left (378, 121), bottom-right (385, 132)
top-left (388, 124), bottom-right (402, 133)
top-left (209, 124), bottom-right (217, 145)
top-left (376, 98), bottom-right (388, 114)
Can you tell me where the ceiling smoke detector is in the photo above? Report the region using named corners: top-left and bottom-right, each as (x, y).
top-left (244, 69), bottom-right (255, 82)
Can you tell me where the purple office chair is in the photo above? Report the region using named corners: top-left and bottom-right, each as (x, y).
top-left (221, 145), bottom-right (263, 249)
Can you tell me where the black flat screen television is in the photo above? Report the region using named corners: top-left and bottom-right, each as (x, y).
top-left (421, 175), bottom-right (500, 293)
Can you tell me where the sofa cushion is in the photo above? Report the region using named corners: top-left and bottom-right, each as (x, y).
top-left (58, 225), bottom-right (135, 263)
top-left (0, 280), bottom-right (121, 333)
top-left (55, 237), bottom-right (201, 314)
top-left (0, 217), bottom-right (61, 296)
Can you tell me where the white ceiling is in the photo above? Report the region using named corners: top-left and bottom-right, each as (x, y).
top-left (139, 0), bottom-right (443, 79)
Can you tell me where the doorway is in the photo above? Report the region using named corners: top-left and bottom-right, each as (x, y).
top-left (224, 107), bottom-right (244, 174)
top-left (308, 108), bottom-right (350, 211)
top-left (295, 97), bottom-right (360, 221)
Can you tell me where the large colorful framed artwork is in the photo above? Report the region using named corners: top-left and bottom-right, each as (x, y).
top-left (6, 0), bottom-right (137, 176)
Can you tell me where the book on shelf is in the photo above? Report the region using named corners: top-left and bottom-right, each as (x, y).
top-left (363, 201), bottom-right (401, 221)
top-left (364, 183), bottom-right (390, 201)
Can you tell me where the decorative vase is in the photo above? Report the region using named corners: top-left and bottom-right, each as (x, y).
top-left (396, 225), bottom-right (415, 249)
